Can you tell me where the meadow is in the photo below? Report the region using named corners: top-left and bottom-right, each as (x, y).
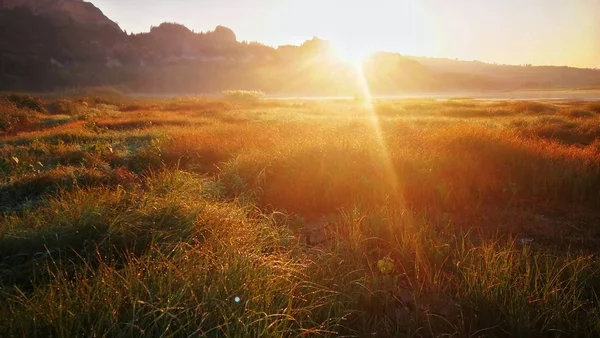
top-left (1, 91), bottom-right (600, 337)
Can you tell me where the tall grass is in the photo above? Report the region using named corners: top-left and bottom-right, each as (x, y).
top-left (1, 95), bottom-right (600, 336)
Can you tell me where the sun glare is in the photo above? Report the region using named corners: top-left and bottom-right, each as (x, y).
top-left (330, 39), bottom-right (402, 208)
top-left (331, 41), bottom-right (373, 67)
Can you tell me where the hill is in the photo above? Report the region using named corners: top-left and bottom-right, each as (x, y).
top-left (408, 56), bottom-right (600, 90)
top-left (2, 0), bottom-right (120, 30)
top-left (1, 1), bottom-right (599, 94)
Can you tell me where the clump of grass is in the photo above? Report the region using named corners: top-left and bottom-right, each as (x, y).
top-left (560, 108), bottom-right (597, 119)
top-left (0, 166), bottom-right (140, 211)
top-left (510, 101), bottom-right (557, 114)
top-left (47, 99), bottom-right (85, 116)
top-left (159, 123), bottom-right (299, 171)
top-left (459, 245), bottom-right (600, 336)
top-left (119, 103), bottom-right (147, 112)
top-left (586, 102), bottom-right (600, 114)
top-left (511, 115), bottom-right (600, 145)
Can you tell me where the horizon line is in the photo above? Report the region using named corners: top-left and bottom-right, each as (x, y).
top-left (116, 22), bottom-right (600, 70)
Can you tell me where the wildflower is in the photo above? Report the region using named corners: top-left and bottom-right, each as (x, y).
top-left (377, 257), bottom-right (395, 275)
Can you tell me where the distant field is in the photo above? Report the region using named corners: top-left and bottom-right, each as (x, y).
top-left (1, 93), bottom-right (600, 337)
top-left (269, 88), bottom-right (600, 101)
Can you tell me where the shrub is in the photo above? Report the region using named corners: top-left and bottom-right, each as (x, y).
top-left (222, 90), bottom-right (265, 103)
top-left (85, 86), bottom-right (126, 104)
top-left (60, 86), bottom-right (127, 105)
top-left (47, 99), bottom-right (83, 115)
top-left (4, 94), bottom-right (45, 112)
top-left (0, 99), bottom-right (35, 131)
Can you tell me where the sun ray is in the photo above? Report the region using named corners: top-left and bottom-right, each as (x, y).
top-left (351, 59), bottom-right (402, 202)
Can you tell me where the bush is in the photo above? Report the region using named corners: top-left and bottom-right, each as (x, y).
top-left (4, 94), bottom-right (45, 112)
top-left (47, 99), bottom-right (83, 115)
top-left (0, 99), bottom-right (35, 131)
top-left (222, 90), bottom-right (265, 103)
top-left (60, 86), bottom-right (127, 105)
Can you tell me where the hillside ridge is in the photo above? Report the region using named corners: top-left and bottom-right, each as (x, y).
top-left (0, 2), bottom-right (598, 93)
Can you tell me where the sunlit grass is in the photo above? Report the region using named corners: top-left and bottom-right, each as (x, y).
top-left (1, 94), bottom-right (600, 336)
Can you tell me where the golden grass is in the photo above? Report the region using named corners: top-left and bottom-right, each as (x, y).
top-left (1, 95), bottom-right (600, 336)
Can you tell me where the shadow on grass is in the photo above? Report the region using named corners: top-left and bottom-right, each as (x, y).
top-left (0, 167), bottom-right (140, 212)
top-left (3, 133), bottom-right (155, 147)
top-left (0, 171), bottom-right (206, 292)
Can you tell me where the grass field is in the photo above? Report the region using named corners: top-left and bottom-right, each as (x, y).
top-left (1, 93), bottom-right (600, 337)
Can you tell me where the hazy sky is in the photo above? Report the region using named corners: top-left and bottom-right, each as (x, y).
top-left (93, 0), bottom-right (600, 68)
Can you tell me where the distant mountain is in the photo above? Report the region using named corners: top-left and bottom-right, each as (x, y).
top-left (0, 1), bottom-right (126, 90)
top-left (0, 1), bottom-right (599, 94)
top-left (2, 0), bottom-right (121, 30)
top-left (407, 56), bottom-right (600, 90)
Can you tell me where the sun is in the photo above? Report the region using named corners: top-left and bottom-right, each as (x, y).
top-left (331, 40), bottom-right (373, 66)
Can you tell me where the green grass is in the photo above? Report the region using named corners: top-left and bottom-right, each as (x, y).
top-left (1, 95), bottom-right (600, 337)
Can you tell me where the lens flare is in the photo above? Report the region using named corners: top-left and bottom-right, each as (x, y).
top-left (351, 57), bottom-right (401, 199)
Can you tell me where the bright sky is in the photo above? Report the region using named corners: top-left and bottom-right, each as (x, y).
top-left (93, 0), bottom-right (600, 68)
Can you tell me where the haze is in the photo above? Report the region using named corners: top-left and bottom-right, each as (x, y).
top-left (94, 0), bottom-right (600, 68)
